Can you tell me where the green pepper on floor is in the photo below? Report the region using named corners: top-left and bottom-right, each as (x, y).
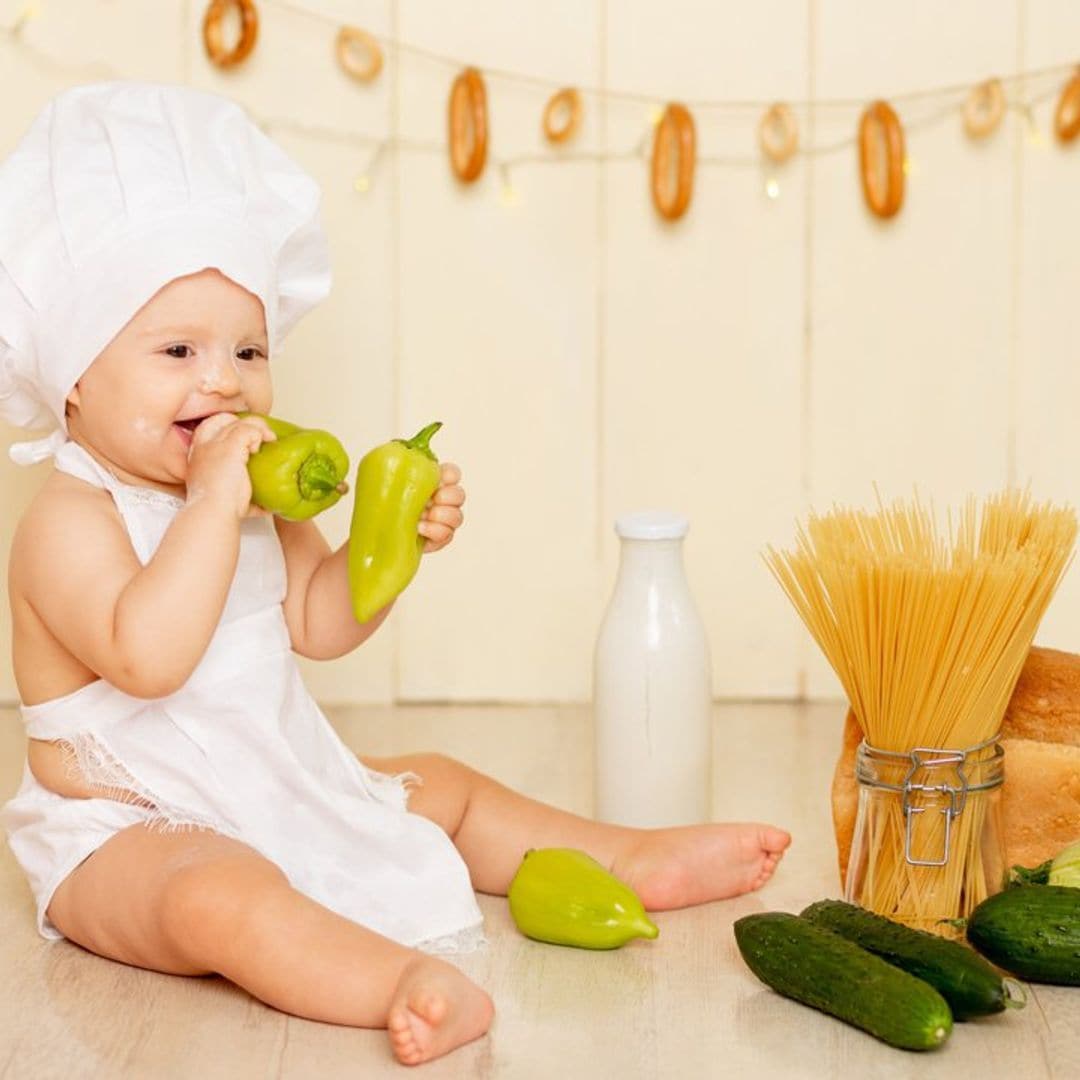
top-left (508, 848), bottom-right (659, 949)
top-left (347, 421), bottom-right (443, 623)
top-left (239, 412), bottom-right (350, 521)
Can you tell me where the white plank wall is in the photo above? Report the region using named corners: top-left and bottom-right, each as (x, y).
top-left (804, 0), bottom-right (1021, 697)
top-left (1016, 0), bottom-right (1080, 650)
top-left (394, 0), bottom-right (603, 702)
top-left (1, 0), bottom-right (1080, 704)
top-left (603, 0), bottom-right (809, 701)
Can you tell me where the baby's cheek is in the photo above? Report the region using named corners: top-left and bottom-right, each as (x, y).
top-left (242, 372), bottom-right (274, 415)
top-left (131, 415), bottom-right (168, 440)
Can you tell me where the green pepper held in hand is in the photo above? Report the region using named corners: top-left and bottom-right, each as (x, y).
top-left (347, 421), bottom-right (443, 623)
top-left (238, 412), bottom-right (350, 521)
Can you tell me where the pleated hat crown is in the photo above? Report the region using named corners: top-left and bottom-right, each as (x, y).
top-left (0, 81), bottom-right (331, 464)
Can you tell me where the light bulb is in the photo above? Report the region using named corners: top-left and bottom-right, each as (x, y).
top-left (353, 175), bottom-right (371, 194)
top-left (765, 177), bottom-right (780, 199)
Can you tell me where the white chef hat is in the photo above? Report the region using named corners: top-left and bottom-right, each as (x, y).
top-left (0, 81), bottom-right (331, 465)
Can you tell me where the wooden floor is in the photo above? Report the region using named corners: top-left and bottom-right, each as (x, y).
top-left (1, 702), bottom-right (1077, 1079)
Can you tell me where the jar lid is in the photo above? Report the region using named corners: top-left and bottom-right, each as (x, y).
top-left (614, 510), bottom-right (689, 540)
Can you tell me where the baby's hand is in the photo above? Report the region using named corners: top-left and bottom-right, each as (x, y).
top-left (419, 462), bottom-right (465, 553)
top-left (186, 412), bottom-right (276, 519)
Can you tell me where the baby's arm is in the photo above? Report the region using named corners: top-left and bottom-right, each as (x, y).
top-left (12, 416), bottom-right (273, 698)
top-left (275, 462), bottom-right (465, 659)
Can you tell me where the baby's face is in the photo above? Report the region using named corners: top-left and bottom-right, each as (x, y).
top-left (65, 268), bottom-right (272, 491)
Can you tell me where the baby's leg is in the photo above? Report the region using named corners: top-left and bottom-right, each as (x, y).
top-left (47, 823), bottom-right (492, 1066)
top-left (362, 753), bottom-right (791, 910)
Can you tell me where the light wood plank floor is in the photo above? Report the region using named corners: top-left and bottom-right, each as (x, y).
top-left (1, 703), bottom-right (1076, 1079)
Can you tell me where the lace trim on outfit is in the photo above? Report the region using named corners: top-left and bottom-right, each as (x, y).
top-left (416, 922), bottom-right (488, 955)
top-left (59, 733), bottom-right (225, 834)
top-left (114, 485), bottom-right (185, 510)
top-left (54, 442), bottom-right (187, 511)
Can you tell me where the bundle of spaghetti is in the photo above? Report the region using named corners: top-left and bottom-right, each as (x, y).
top-left (765, 490), bottom-right (1077, 927)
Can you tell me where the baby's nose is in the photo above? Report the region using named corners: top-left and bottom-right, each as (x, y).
top-left (196, 350), bottom-right (242, 396)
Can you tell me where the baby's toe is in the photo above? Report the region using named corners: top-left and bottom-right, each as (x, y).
top-left (753, 853), bottom-right (783, 888)
top-left (388, 1013), bottom-right (420, 1062)
top-left (388, 1006), bottom-right (412, 1039)
top-left (761, 826), bottom-right (792, 854)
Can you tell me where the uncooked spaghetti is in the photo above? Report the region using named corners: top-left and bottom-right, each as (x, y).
top-left (765, 491), bottom-right (1076, 929)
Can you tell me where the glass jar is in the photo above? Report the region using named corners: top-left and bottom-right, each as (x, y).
top-left (845, 737), bottom-right (1006, 935)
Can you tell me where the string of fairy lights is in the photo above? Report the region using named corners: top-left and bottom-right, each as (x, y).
top-left (4, 0), bottom-right (1080, 221)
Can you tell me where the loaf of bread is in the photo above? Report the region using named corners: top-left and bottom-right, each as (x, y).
top-left (832, 645), bottom-right (1080, 887)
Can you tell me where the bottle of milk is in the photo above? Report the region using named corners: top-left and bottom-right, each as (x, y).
top-left (593, 511), bottom-right (713, 827)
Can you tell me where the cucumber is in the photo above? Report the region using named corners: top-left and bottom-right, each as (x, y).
top-left (800, 899), bottom-right (1021, 1020)
top-left (734, 913), bottom-right (953, 1051)
top-left (966, 886), bottom-right (1080, 985)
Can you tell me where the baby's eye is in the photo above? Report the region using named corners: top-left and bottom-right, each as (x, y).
top-left (165, 344), bottom-right (192, 359)
top-left (236, 346), bottom-right (266, 362)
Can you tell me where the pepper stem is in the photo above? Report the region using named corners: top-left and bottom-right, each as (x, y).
top-left (401, 421), bottom-right (443, 461)
top-left (297, 453), bottom-right (342, 500)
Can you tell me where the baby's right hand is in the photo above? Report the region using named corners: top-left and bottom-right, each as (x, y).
top-left (186, 413), bottom-right (276, 519)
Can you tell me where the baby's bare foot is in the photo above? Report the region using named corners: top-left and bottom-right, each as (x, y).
top-left (386, 956), bottom-right (494, 1067)
top-left (613, 823), bottom-right (792, 910)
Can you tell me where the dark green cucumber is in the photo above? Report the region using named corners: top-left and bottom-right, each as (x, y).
top-left (734, 912), bottom-right (952, 1051)
top-left (966, 886), bottom-right (1080, 985)
top-left (800, 899), bottom-right (1020, 1020)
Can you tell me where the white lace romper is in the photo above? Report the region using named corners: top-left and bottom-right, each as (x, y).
top-left (0, 440), bottom-right (484, 952)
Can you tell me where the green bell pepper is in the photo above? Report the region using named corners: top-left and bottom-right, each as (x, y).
top-left (508, 848), bottom-right (659, 949)
top-left (347, 421), bottom-right (442, 623)
top-left (239, 412), bottom-right (350, 521)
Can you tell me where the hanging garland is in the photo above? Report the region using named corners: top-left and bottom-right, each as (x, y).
top-left (236, 1), bottom-right (1080, 223)
top-left (4, 1), bottom-right (1078, 226)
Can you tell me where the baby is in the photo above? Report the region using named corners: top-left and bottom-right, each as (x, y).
top-left (0, 83), bottom-right (790, 1067)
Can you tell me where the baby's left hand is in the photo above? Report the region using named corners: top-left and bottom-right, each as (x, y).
top-left (419, 462), bottom-right (466, 554)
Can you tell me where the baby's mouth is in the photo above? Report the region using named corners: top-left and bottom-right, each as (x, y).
top-left (173, 414), bottom-right (215, 443)
top-left (174, 413), bottom-right (220, 432)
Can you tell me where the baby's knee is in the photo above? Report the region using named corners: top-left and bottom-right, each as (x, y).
top-left (405, 751), bottom-right (475, 784)
top-left (157, 846), bottom-right (290, 965)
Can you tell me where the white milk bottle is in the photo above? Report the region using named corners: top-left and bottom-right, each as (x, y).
top-left (593, 511), bottom-right (713, 827)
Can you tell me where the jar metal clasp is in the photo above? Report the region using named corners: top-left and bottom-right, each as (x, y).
top-left (900, 747), bottom-right (969, 867)
top-left (855, 734), bottom-right (1003, 868)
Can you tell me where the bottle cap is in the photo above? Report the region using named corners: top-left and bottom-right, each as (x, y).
top-left (614, 511), bottom-right (689, 540)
